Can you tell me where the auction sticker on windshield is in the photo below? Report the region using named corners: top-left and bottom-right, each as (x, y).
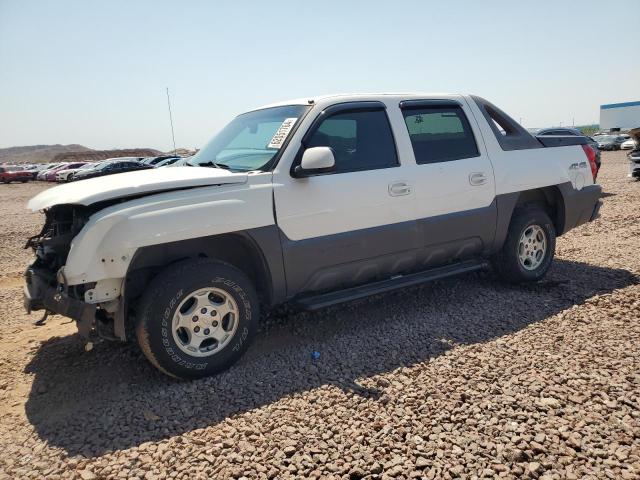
top-left (268, 118), bottom-right (298, 149)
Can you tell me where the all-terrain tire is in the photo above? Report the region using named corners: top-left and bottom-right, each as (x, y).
top-left (135, 258), bottom-right (259, 379)
top-left (493, 205), bottom-right (556, 283)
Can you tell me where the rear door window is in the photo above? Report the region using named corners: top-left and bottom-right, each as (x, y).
top-left (401, 105), bottom-right (479, 164)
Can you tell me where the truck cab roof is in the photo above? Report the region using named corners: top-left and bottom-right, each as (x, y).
top-left (254, 92), bottom-right (463, 111)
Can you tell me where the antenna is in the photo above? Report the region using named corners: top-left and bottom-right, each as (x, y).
top-left (166, 87), bottom-right (177, 156)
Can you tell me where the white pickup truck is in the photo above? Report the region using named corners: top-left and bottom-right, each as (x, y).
top-left (24, 93), bottom-right (602, 378)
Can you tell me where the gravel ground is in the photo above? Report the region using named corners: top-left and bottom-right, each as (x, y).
top-left (0, 151), bottom-right (638, 480)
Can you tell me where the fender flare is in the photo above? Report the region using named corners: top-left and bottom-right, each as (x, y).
top-left (492, 182), bottom-right (597, 252)
top-left (119, 226), bottom-right (287, 340)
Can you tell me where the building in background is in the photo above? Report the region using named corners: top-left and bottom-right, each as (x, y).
top-left (600, 101), bottom-right (640, 131)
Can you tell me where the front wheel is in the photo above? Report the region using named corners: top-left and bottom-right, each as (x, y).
top-left (493, 205), bottom-right (556, 283)
top-left (135, 258), bottom-right (259, 379)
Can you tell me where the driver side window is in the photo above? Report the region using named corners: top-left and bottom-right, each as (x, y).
top-left (305, 110), bottom-right (398, 173)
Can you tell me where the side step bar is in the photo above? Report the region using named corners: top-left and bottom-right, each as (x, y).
top-left (295, 259), bottom-right (488, 311)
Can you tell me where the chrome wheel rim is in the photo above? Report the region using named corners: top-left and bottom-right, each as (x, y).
top-left (518, 225), bottom-right (547, 271)
top-left (172, 287), bottom-right (239, 357)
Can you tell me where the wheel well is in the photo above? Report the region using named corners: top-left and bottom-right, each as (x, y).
top-left (514, 186), bottom-right (566, 235)
top-left (125, 233), bottom-right (272, 306)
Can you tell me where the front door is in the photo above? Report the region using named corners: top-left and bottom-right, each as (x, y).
top-left (273, 102), bottom-right (418, 296)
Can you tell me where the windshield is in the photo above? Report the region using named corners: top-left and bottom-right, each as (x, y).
top-left (189, 104), bottom-right (311, 171)
top-left (597, 136), bottom-right (614, 141)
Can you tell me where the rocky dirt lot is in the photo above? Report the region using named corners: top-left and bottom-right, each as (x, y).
top-left (0, 151), bottom-right (638, 480)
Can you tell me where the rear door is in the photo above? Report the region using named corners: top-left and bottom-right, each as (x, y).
top-left (396, 99), bottom-right (497, 267)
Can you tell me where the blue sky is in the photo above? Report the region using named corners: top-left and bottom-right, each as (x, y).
top-left (1, 0), bottom-right (638, 151)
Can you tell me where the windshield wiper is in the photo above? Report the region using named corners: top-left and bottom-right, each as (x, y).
top-left (187, 160), bottom-right (231, 169)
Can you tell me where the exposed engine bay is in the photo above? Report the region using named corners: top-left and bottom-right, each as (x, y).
top-left (23, 201), bottom-right (130, 342)
top-left (25, 204), bottom-right (91, 286)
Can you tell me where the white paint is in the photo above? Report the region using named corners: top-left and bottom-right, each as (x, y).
top-left (28, 166), bottom-right (248, 211)
top-left (85, 278), bottom-right (123, 303)
top-left (464, 97), bottom-right (592, 193)
top-left (62, 174), bottom-right (274, 285)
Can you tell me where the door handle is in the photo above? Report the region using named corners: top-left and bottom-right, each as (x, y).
top-left (469, 172), bottom-right (487, 186)
top-left (388, 181), bottom-right (411, 196)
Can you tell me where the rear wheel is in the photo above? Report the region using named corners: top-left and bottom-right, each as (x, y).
top-left (493, 205), bottom-right (556, 283)
top-left (135, 258), bottom-right (259, 379)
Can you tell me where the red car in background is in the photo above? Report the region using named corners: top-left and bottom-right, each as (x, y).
top-left (0, 166), bottom-right (31, 183)
top-left (44, 163), bottom-right (85, 182)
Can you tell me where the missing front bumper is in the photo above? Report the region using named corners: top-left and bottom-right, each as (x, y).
top-left (23, 267), bottom-right (97, 338)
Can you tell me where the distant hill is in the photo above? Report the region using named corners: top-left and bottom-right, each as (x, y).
top-left (53, 148), bottom-right (162, 162)
top-left (0, 144), bottom-right (91, 164)
top-left (0, 144), bottom-right (167, 164)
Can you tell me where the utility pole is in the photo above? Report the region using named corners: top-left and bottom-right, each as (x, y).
top-left (166, 87), bottom-right (177, 156)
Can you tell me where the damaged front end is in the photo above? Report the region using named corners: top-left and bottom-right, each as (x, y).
top-left (23, 204), bottom-right (121, 342)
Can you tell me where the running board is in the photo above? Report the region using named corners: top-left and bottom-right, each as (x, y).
top-left (295, 259), bottom-right (488, 311)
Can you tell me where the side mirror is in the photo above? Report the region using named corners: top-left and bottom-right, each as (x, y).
top-left (294, 147), bottom-right (336, 177)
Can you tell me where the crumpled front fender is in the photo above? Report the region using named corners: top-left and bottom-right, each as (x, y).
top-left (63, 179), bottom-right (274, 286)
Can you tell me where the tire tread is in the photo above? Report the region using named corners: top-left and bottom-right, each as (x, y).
top-left (493, 204), bottom-right (556, 283)
top-left (135, 257), bottom-right (258, 379)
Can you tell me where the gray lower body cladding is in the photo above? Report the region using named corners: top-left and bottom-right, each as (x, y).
top-left (278, 183), bottom-right (602, 298)
top-left (559, 183), bottom-right (602, 231)
top-left (493, 183), bottom-right (602, 249)
top-left (279, 202), bottom-right (497, 296)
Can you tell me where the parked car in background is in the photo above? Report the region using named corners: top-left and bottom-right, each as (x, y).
top-left (0, 166), bottom-right (31, 183)
top-left (168, 157), bottom-right (192, 167)
top-left (141, 156), bottom-right (177, 166)
top-left (36, 163), bottom-right (64, 181)
top-left (67, 163), bottom-right (99, 182)
top-left (73, 158), bottom-right (153, 180)
top-left (45, 162), bottom-right (86, 182)
top-left (23, 164), bottom-right (49, 180)
top-left (154, 157), bottom-right (182, 167)
top-left (534, 127), bottom-right (601, 174)
top-left (595, 135), bottom-right (626, 151)
top-left (621, 138), bottom-right (636, 150)
top-left (55, 162), bottom-right (91, 182)
top-left (627, 128), bottom-right (640, 180)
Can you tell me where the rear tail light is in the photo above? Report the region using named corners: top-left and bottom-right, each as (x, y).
top-left (582, 144), bottom-right (598, 181)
